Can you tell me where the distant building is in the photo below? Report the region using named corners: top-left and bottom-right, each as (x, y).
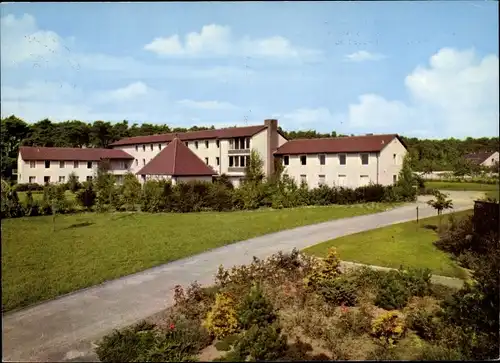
top-left (17, 119), bottom-right (407, 189)
top-left (464, 151), bottom-right (499, 167)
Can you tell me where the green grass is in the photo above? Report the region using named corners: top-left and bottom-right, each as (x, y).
top-left (426, 181), bottom-right (499, 192)
top-left (304, 210), bottom-right (473, 279)
top-left (485, 190), bottom-right (500, 200)
top-left (1, 203), bottom-right (396, 313)
top-left (17, 190), bottom-right (76, 202)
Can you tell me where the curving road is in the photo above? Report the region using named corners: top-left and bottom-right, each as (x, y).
top-left (2, 192), bottom-right (478, 362)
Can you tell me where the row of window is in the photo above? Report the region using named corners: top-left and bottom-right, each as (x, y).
top-left (289, 174), bottom-right (398, 185)
top-left (283, 153), bottom-right (369, 166)
top-left (28, 175), bottom-right (94, 184)
top-left (133, 137), bottom-right (251, 152)
top-left (30, 160), bottom-right (94, 169)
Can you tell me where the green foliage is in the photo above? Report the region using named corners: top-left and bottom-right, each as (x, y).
top-left (427, 190), bottom-right (453, 215)
top-left (76, 182), bottom-right (96, 210)
top-left (1, 181), bottom-right (25, 218)
top-left (120, 172), bottom-right (142, 211)
top-left (67, 172), bottom-right (81, 193)
top-left (237, 283), bottom-right (277, 329)
top-left (304, 247), bottom-right (342, 289)
top-left (13, 183), bottom-right (44, 192)
top-left (243, 149), bottom-right (265, 185)
top-left (318, 275), bottom-right (358, 306)
top-left (371, 311), bottom-right (406, 347)
top-left (233, 323), bottom-right (288, 361)
top-left (96, 318), bottom-right (211, 362)
top-left (395, 153), bottom-right (417, 202)
top-left (374, 268), bottom-right (432, 310)
top-left (203, 292), bottom-right (240, 339)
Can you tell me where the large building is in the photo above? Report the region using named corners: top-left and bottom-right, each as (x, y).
top-left (463, 151), bottom-right (499, 168)
top-left (16, 119), bottom-right (408, 189)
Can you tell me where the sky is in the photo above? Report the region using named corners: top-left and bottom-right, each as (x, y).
top-left (1, 1), bottom-right (498, 139)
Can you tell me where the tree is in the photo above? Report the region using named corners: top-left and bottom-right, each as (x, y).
top-left (94, 159), bottom-right (117, 210)
top-left (395, 153), bottom-right (417, 201)
top-left (67, 172), bottom-right (81, 193)
top-left (244, 150), bottom-right (265, 185)
top-left (121, 172), bottom-right (142, 210)
top-left (427, 190), bottom-right (453, 226)
top-left (76, 182), bottom-right (97, 210)
top-left (238, 283), bottom-right (277, 329)
top-left (43, 184), bottom-right (67, 231)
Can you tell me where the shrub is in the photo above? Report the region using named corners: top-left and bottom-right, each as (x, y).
top-left (13, 182), bottom-right (44, 192)
top-left (76, 182), bottom-right (96, 210)
top-left (23, 191), bottom-right (40, 216)
top-left (237, 282), bottom-right (277, 329)
top-left (140, 180), bottom-right (164, 212)
top-left (303, 247), bottom-right (342, 289)
top-left (233, 323), bottom-right (288, 361)
top-left (120, 172), bottom-right (142, 211)
top-left (318, 276), bottom-right (358, 306)
top-left (207, 183), bottom-right (233, 212)
top-left (172, 282), bottom-right (217, 321)
top-left (434, 215), bottom-right (474, 256)
top-left (417, 344), bottom-right (463, 360)
top-left (203, 292), bottom-right (239, 339)
top-left (371, 311), bottom-right (406, 347)
top-left (66, 172), bottom-right (81, 193)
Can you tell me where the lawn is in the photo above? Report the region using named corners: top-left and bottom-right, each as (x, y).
top-left (304, 210), bottom-right (473, 279)
top-left (426, 181), bottom-right (499, 192)
top-left (1, 203), bottom-right (396, 312)
top-left (17, 190), bottom-right (76, 202)
top-left (485, 190), bottom-right (500, 200)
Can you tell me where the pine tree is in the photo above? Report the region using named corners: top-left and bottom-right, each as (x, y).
top-left (238, 282), bottom-right (277, 329)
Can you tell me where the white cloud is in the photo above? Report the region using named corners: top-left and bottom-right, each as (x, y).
top-left (345, 50), bottom-right (386, 62)
top-left (341, 48), bottom-right (499, 137)
top-left (176, 99), bottom-right (238, 110)
top-left (106, 82), bottom-right (149, 102)
top-left (273, 107), bottom-right (339, 130)
top-left (144, 24), bottom-right (323, 61)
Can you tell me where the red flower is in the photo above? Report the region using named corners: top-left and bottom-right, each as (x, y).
top-left (169, 323), bottom-right (175, 330)
top-left (340, 303), bottom-right (349, 314)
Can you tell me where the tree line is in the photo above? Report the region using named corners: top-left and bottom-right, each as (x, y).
top-left (1, 115), bottom-right (498, 179)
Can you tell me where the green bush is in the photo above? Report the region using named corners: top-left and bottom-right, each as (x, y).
top-left (318, 276), bottom-right (358, 306)
top-left (233, 323), bottom-right (288, 361)
top-left (76, 182), bottom-right (96, 210)
top-left (66, 172), bottom-right (82, 193)
top-left (237, 283), bottom-right (277, 329)
top-left (13, 182), bottom-right (44, 192)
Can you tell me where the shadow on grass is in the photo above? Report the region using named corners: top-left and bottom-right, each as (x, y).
top-left (64, 222), bottom-right (95, 230)
top-left (112, 213), bottom-right (137, 221)
top-left (423, 224), bottom-right (438, 231)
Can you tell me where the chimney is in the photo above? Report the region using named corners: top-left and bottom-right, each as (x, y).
top-left (264, 119), bottom-right (279, 176)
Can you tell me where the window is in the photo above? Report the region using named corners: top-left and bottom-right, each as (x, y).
top-left (150, 144), bottom-right (153, 151)
top-left (159, 144), bottom-right (162, 150)
top-left (30, 161), bottom-right (35, 168)
top-left (216, 140), bottom-right (220, 148)
top-left (229, 139), bottom-right (234, 149)
top-left (135, 145), bottom-right (138, 152)
top-left (87, 161), bottom-right (92, 169)
top-left (318, 175), bottom-right (326, 186)
top-left (45, 160), bottom-right (50, 168)
top-left (195, 141), bottom-right (199, 149)
top-left (235, 156), bottom-right (240, 167)
top-left (245, 138), bottom-right (250, 149)
top-left (339, 154), bottom-right (346, 165)
top-left (283, 155), bottom-right (289, 166)
top-left (360, 175), bottom-right (369, 186)
top-left (245, 155), bottom-right (250, 167)
top-left (319, 154), bottom-right (326, 165)
top-left (205, 140), bottom-right (209, 148)
top-left (142, 145), bottom-right (146, 151)
top-left (44, 176), bottom-right (50, 184)
top-left (240, 156), bottom-right (246, 167)
top-left (205, 157), bottom-right (209, 165)
top-left (59, 176), bottom-right (65, 183)
top-left (229, 156), bottom-right (234, 167)
top-left (185, 141), bottom-right (189, 147)
top-left (143, 159), bottom-right (146, 166)
top-left (393, 153), bottom-right (396, 163)
top-left (300, 155), bottom-right (307, 165)
top-left (216, 157), bottom-right (220, 166)
top-left (337, 174), bottom-right (346, 186)
top-left (393, 175), bottom-right (397, 184)
top-left (29, 176), bottom-right (36, 183)
top-left (74, 161), bottom-right (78, 168)
top-left (300, 174), bottom-right (307, 184)
top-left (361, 153), bottom-right (369, 165)
top-left (135, 159), bottom-right (138, 166)
top-left (87, 176), bottom-right (93, 182)
top-left (60, 161), bottom-right (65, 168)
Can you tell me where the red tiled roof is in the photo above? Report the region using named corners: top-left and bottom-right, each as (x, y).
top-left (136, 138), bottom-right (217, 176)
top-left (464, 151), bottom-right (497, 164)
top-left (274, 134), bottom-right (405, 155)
top-left (19, 146), bottom-right (134, 161)
top-left (110, 125), bottom-right (268, 146)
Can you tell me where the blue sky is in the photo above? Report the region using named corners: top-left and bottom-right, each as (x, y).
top-left (1, 1), bottom-right (498, 138)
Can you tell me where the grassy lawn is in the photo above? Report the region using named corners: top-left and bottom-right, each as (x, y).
top-left (17, 190), bottom-right (76, 202)
top-left (1, 203), bottom-right (396, 313)
top-left (304, 210), bottom-right (473, 279)
top-left (426, 181), bottom-right (498, 192)
top-left (485, 190), bottom-right (500, 200)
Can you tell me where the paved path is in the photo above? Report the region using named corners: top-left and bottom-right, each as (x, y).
top-left (2, 197), bottom-right (474, 362)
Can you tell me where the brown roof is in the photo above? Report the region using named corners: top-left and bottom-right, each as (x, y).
top-left (110, 125), bottom-right (268, 146)
top-left (464, 151), bottom-right (497, 164)
top-left (19, 146), bottom-right (134, 161)
top-left (274, 134), bottom-right (406, 155)
top-left (136, 138), bottom-right (217, 176)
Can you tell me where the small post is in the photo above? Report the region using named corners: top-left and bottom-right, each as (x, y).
top-left (416, 206), bottom-right (419, 226)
